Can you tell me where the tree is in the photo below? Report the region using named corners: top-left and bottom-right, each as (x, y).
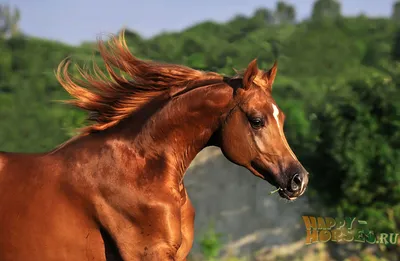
top-left (392, 27), bottom-right (400, 61)
top-left (363, 41), bottom-right (391, 67)
top-left (311, 0), bottom-right (341, 21)
top-left (244, 8), bottom-right (275, 33)
top-left (274, 1), bottom-right (296, 24)
top-left (308, 68), bottom-right (400, 235)
top-left (392, 1), bottom-right (400, 24)
top-left (0, 4), bottom-right (20, 38)
top-left (252, 8), bottom-right (275, 26)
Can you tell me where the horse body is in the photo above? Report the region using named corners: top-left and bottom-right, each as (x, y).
top-left (0, 32), bottom-right (309, 260)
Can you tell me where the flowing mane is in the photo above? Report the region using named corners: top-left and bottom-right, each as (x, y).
top-left (56, 31), bottom-right (223, 135)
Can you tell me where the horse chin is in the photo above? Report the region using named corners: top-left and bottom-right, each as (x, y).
top-left (249, 162), bottom-right (280, 184)
top-left (248, 164), bottom-right (286, 193)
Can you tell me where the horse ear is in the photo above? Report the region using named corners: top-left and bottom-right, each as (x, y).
top-left (264, 61), bottom-right (278, 89)
top-left (242, 59), bottom-right (259, 90)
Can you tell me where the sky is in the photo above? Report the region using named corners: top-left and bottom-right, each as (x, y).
top-left (3, 0), bottom-right (396, 45)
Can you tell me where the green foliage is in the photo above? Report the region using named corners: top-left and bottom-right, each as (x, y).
top-left (311, 0), bottom-right (341, 21)
top-left (199, 224), bottom-right (223, 261)
top-left (0, 35), bottom-right (88, 152)
top-left (391, 27), bottom-right (400, 61)
top-left (392, 1), bottom-right (400, 24)
top-left (307, 67), bottom-right (400, 232)
top-left (275, 1), bottom-right (296, 24)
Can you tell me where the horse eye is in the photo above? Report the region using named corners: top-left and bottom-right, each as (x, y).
top-left (249, 117), bottom-right (264, 129)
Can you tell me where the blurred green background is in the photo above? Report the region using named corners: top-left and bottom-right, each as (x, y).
top-left (0, 0), bottom-right (399, 260)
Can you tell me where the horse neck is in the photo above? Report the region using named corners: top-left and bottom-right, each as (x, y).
top-left (121, 82), bottom-right (234, 181)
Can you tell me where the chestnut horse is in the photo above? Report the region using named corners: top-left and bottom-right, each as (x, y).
top-left (0, 32), bottom-right (308, 261)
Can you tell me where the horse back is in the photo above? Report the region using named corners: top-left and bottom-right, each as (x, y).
top-left (0, 151), bottom-right (54, 214)
top-left (0, 151), bottom-right (16, 185)
top-left (0, 151), bottom-right (43, 180)
top-left (0, 151), bottom-right (6, 174)
top-left (0, 151), bottom-right (106, 261)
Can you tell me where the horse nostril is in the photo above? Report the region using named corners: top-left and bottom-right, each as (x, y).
top-left (290, 174), bottom-right (302, 192)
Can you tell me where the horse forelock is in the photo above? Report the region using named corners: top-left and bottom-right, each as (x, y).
top-left (55, 30), bottom-right (224, 136)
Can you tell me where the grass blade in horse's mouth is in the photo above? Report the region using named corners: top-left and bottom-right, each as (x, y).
top-left (269, 187), bottom-right (281, 195)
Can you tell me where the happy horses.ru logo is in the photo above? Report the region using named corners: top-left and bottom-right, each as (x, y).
top-left (302, 216), bottom-right (399, 245)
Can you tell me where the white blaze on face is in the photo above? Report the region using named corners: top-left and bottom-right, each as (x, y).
top-left (272, 104), bottom-right (281, 129)
top-left (272, 103), bottom-right (298, 161)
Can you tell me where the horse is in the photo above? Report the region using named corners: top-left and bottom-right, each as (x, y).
top-left (0, 32), bottom-right (309, 261)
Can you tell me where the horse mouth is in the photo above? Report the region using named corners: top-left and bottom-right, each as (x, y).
top-left (278, 189), bottom-right (297, 201)
top-left (249, 163), bottom-right (300, 201)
